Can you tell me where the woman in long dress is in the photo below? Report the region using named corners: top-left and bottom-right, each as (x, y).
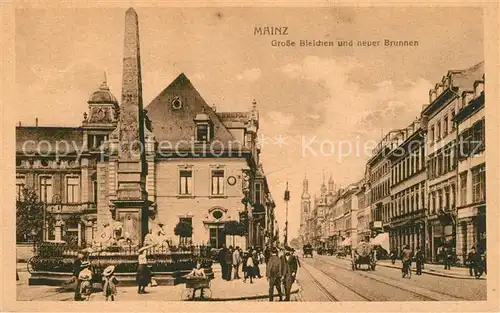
top-left (136, 246), bottom-right (152, 294)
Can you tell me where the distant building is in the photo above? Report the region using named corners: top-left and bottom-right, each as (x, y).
top-left (387, 119), bottom-right (427, 254)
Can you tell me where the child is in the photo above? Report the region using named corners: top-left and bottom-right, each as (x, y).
top-left (102, 265), bottom-right (119, 301)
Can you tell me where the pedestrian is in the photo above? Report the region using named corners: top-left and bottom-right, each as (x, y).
top-left (242, 251), bottom-right (249, 282)
top-left (289, 248), bottom-right (301, 279)
top-left (73, 252), bottom-right (84, 301)
top-left (225, 245), bottom-right (234, 281)
top-left (244, 250), bottom-right (255, 283)
top-left (415, 246), bottom-right (424, 275)
top-left (443, 246), bottom-right (452, 270)
top-left (253, 249), bottom-right (262, 278)
top-left (136, 246), bottom-right (152, 294)
top-left (401, 245), bottom-right (412, 278)
top-left (102, 265), bottom-right (119, 301)
top-left (390, 249), bottom-right (397, 265)
top-left (266, 248), bottom-right (283, 301)
top-left (217, 244), bottom-right (228, 280)
top-left (466, 246), bottom-right (480, 277)
top-left (281, 248), bottom-right (295, 301)
top-left (232, 246), bottom-right (241, 279)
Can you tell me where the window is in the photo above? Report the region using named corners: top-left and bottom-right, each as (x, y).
top-left (196, 124), bottom-right (209, 142)
top-left (178, 217), bottom-right (193, 246)
top-left (179, 170), bottom-right (193, 195)
top-left (437, 121), bottom-right (441, 140)
top-left (472, 120), bottom-right (485, 154)
top-left (445, 187), bottom-right (450, 210)
top-left (211, 170), bottom-right (224, 195)
top-left (16, 175), bottom-right (25, 200)
top-left (472, 166), bottom-right (485, 203)
top-left (460, 173), bottom-right (467, 206)
top-left (66, 177), bottom-right (80, 203)
top-left (254, 182), bottom-right (262, 205)
top-left (39, 176), bottom-right (53, 203)
top-left (451, 110), bottom-right (456, 130)
top-left (92, 180), bottom-right (98, 204)
top-left (430, 126), bottom-right (435, 143)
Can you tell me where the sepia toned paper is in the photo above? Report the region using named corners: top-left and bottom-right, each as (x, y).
top-left (1, 0), bottom-right (499, 312)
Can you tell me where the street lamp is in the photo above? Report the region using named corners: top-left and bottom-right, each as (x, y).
top-left (283, 182), bottom-right (290, 246)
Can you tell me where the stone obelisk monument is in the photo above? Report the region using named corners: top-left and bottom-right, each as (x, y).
top-left (113, 8), bottom-right (149, 246)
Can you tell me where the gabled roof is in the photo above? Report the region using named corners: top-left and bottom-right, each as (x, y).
top-left (145, 73), bottom-right (241, 151)
top-left (16, 126), bottom-right (84, 154)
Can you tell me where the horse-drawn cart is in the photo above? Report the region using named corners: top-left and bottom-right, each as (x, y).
top-left (351, 242), bottom-right (376, 271)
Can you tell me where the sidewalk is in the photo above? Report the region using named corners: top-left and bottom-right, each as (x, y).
top-left (92, 263), bottom-right (299, 301)
top-left (18, 263), bottom-right (300, 301)
top-left (376, 259), bottom-right (485, 280)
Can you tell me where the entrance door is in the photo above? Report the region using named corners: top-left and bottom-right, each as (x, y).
top-left (209, 226), bottom-right (225, 248)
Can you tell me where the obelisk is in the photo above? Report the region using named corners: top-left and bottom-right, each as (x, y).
top-left (113, 8), bottom-right (149, 246)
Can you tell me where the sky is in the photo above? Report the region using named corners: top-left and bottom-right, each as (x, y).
top-left (15, 7), bottom-right (484, 240)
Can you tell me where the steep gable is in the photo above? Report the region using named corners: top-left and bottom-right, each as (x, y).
top-left (145, 73), bottom-right (241, 151)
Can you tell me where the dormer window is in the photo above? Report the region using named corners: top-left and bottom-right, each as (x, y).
top-left (194, 108), bottom-right (213, 143)
top-left (196, 124), bottom-right (209, 142)
top-left (474, 81), bottom-right (484, 98)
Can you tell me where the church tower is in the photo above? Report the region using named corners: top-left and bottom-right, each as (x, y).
top-left (300, 175), bottom-right (311, 245)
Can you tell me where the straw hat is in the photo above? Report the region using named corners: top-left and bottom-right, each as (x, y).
top-left (103, 265), bottom-right (115, 277)
top-left (81, 261), bottom-right (90, 268)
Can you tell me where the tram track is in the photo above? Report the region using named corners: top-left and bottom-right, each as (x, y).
top-left (299, 263), bottom-right (339, 301)
top-left (316, 256), bottom-right (465, 301)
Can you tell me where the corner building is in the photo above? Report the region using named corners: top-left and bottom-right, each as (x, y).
top-left (15, 8), bottom-right (276, 250)
top-left (422, 61), bottom-right (483, 262)
top-left (454, 73), bottom-right (486, 263)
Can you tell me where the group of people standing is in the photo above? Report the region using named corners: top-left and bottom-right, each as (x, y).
top-left (72, 245), bottom-right (154, 301)
top-left (216, 244), bottom-right (301, 301)
top-left (391, 245), bottom-right (487, 279)
top-left (266, 247), bottom-right (301, 301)
top-left (217, 245), bottom-right (265, 283)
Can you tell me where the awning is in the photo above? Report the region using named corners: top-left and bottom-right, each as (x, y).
top-left (340, 237), bottom-right (351, 246)
top-left (370, 232), bottom-right (389, 251)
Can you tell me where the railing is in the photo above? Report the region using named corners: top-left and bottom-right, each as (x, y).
top-left (29, 241), bottom-right (214, 275)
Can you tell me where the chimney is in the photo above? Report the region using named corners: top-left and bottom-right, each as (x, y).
top-left (35, 118), bottom-right (38, 127)
top-left (18, 121), bottom-right (21, 127)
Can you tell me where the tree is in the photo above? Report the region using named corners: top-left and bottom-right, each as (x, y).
top-left (174, 221), bottom-right (193, 246)
top-left (223, 220), bottom-right (246, 247)
top-left (16, 187), bottom-right (54, 243)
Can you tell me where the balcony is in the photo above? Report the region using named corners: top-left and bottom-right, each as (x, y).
top-left (47, 202), bottom-right (97, 214)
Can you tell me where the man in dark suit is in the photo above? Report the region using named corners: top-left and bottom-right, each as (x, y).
top-left (281, 248), bottom-right (294, 301)
top-left (266, 248), bottom-right (283, 301)
top-left (288, 248), bottom-right (301, 284)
